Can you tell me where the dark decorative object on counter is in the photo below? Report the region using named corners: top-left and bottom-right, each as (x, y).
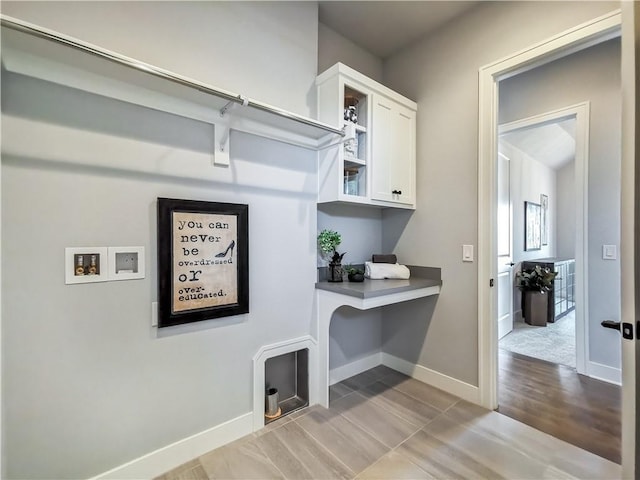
top-left (318, 229), bottom-right (345, 283)
top-left (516, 265), bottom-right (558, 326)
top-left (345, 265), bottom-right (365, 282)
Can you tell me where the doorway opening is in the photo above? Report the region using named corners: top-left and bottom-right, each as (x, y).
top-left (477, 11), bottom-right (623, 464)
top-left (497, 113), bottom-right (581, 370)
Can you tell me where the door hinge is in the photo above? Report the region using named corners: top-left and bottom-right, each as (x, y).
top-left (490, 278), bottom-right (494, 287)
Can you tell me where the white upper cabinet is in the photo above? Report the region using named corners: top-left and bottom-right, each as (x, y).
top-left (316, 63), bottom-right (417, 209)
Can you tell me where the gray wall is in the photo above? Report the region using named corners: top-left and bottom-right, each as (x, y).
top-left (381, 1), bottom-right (618, 386)
top-left (1, 2), bottom-right (320, 478)
top-left (318, 206), bottom-right (384, 372)
top-left (318, 23), bottom-right (384, 82)
top-left (316, 25), bottom-right (385, 373)
top-left (499, 38), bottom-right (622, 369)
top-left (556, 161), bottom-right (576, 258)
top-left (0, 1), bottom-right (319, 118)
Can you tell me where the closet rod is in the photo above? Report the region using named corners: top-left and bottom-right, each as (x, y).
top-left (0, 15), bottom-right (345, 137)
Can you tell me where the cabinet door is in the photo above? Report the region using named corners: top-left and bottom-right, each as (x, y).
top-left (371, 94), bottom-right (415, 205)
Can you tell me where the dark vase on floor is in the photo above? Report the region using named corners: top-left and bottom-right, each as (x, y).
top-left (524, 290), bottom-right (548, 326)
top-left (328, 263), bottom-right (343, 282)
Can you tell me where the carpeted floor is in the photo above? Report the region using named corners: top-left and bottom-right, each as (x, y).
top-left (499, 310), bottom-right (576, 368)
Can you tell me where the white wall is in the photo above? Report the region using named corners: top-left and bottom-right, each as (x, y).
top-left (499, 38), bottom-right (622, 370)
top-left (381, 1), bottom-right (618, 386)
top-left (500, 141), bottom-right (557, 318)
top-left (318, 23), bottom-right (384, 82)
top-left (556, 161), bottom-right (576, 258)
top-left (1, 2), bottom-right (321, 478)
top-left (501, 141), bottom-right (556, 264)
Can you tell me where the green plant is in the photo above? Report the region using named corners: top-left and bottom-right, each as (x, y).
top-left (516, 265), bottom-right (558, 293)
top-left (317, 229), bottom-right (345, 265)
top-left (344, 264), bottom-right (364, 275)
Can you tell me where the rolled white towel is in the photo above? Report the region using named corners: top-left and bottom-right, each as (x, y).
top-left (364, 261), bottom-right (410, 280)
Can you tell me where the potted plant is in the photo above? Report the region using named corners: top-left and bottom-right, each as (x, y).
top-left (317, 229), bottom-right (345, 282)
top-left (516, 265), bottom-right (558, 326)
top-left (344, 265), bottom-right (365, 282)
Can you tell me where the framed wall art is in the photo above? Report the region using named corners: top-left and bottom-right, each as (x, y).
top-left (525, 201), bottom-right (541, 251)
top-left (157, 198), bottom-right (249, 328)
top-left (540, 194), bottom-right (549, 246)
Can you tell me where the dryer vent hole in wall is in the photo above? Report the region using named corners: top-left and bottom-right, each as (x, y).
top-left (264, 348), bottom-right (309, 424)
top-left (115, 252), bottom-right (139, 274)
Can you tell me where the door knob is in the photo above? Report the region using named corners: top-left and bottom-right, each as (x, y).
top-left (506, 262), bottom-right (515, 266)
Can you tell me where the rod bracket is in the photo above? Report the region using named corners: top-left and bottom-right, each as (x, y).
top-left (220, 95), bottom-right (249, 117)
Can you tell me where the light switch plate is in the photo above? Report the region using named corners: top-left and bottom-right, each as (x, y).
top-left (603, 244), bottom-right (617, 260)
top-left (462, 244), bottom-right (474, 262)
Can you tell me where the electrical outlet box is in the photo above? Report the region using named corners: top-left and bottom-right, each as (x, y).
top-left (108, 246), bottom-right (145, 280)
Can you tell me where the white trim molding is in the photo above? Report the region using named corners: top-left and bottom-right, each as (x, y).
top-left (90, 412), bottom-right (253, 480)
top-left (327, 352), bottom-right (479, 405)
top-left (382, 353), bottom-right (480, 405)
top-left (252, 336), bottom-right (318, 432)
top-left (477, 9), bottom-right (621, 410)
top-left (588, 361), bottom-right (622, 386)
top-left (330, 352), bottom-right (382, 386)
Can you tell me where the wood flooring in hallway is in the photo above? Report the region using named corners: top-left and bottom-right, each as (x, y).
top-left (157, 364), bottom-right (619, 479)
top-left (498, 348), bottom-right (622, 464)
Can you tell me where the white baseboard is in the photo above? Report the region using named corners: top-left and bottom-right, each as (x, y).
top-left (588, 361), bottom-right (621, 385)
top-left (329, 352), bottom-right (382, 385)
top-left (90, 412), bottom-right (253, 480)
top-left (381, 353), bottom-right (480, 405)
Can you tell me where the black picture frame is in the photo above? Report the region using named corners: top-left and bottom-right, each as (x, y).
top-left (157, 198), bottom-right (249, 328)
top-left (525, 201), bottom-right (542, 251)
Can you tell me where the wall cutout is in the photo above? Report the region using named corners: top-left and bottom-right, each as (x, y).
top-left (157, 198), bottom-right (249, 328)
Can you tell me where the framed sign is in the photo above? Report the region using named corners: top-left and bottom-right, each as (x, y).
top-left (524, 201), bottom-right (541, 251)
top-left (157, 198), bottom-right (249, 328)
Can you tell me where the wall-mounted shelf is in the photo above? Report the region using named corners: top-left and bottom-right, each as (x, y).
top-left (0, 15), bottom-right (344, 164)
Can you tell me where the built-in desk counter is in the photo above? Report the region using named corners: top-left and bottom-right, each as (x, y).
top-left (315, 266), bottom-right (441, 407)
top-left (316, 276), bottom-right (440, 305)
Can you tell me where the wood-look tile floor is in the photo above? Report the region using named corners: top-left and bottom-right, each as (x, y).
top-left (498, 348), bottom-right (622, 464)
top-left (156, 365), bottom-right (620, 480)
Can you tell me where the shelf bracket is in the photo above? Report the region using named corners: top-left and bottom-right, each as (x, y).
top-left (214, 95), bottom-right (249, 166)
top-left (213, 121), bottom-right (230, 166)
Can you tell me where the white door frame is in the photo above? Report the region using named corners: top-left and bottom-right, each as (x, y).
top-left (498, 103), bottom-right (590, 376)
top-left (478, 9), bottom-right (621, 411)
top-left (619, 3), bottom-right (637, 478)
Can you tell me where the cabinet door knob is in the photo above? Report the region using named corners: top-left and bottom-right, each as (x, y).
top-left (392, 189), bottom-right (402, 195)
